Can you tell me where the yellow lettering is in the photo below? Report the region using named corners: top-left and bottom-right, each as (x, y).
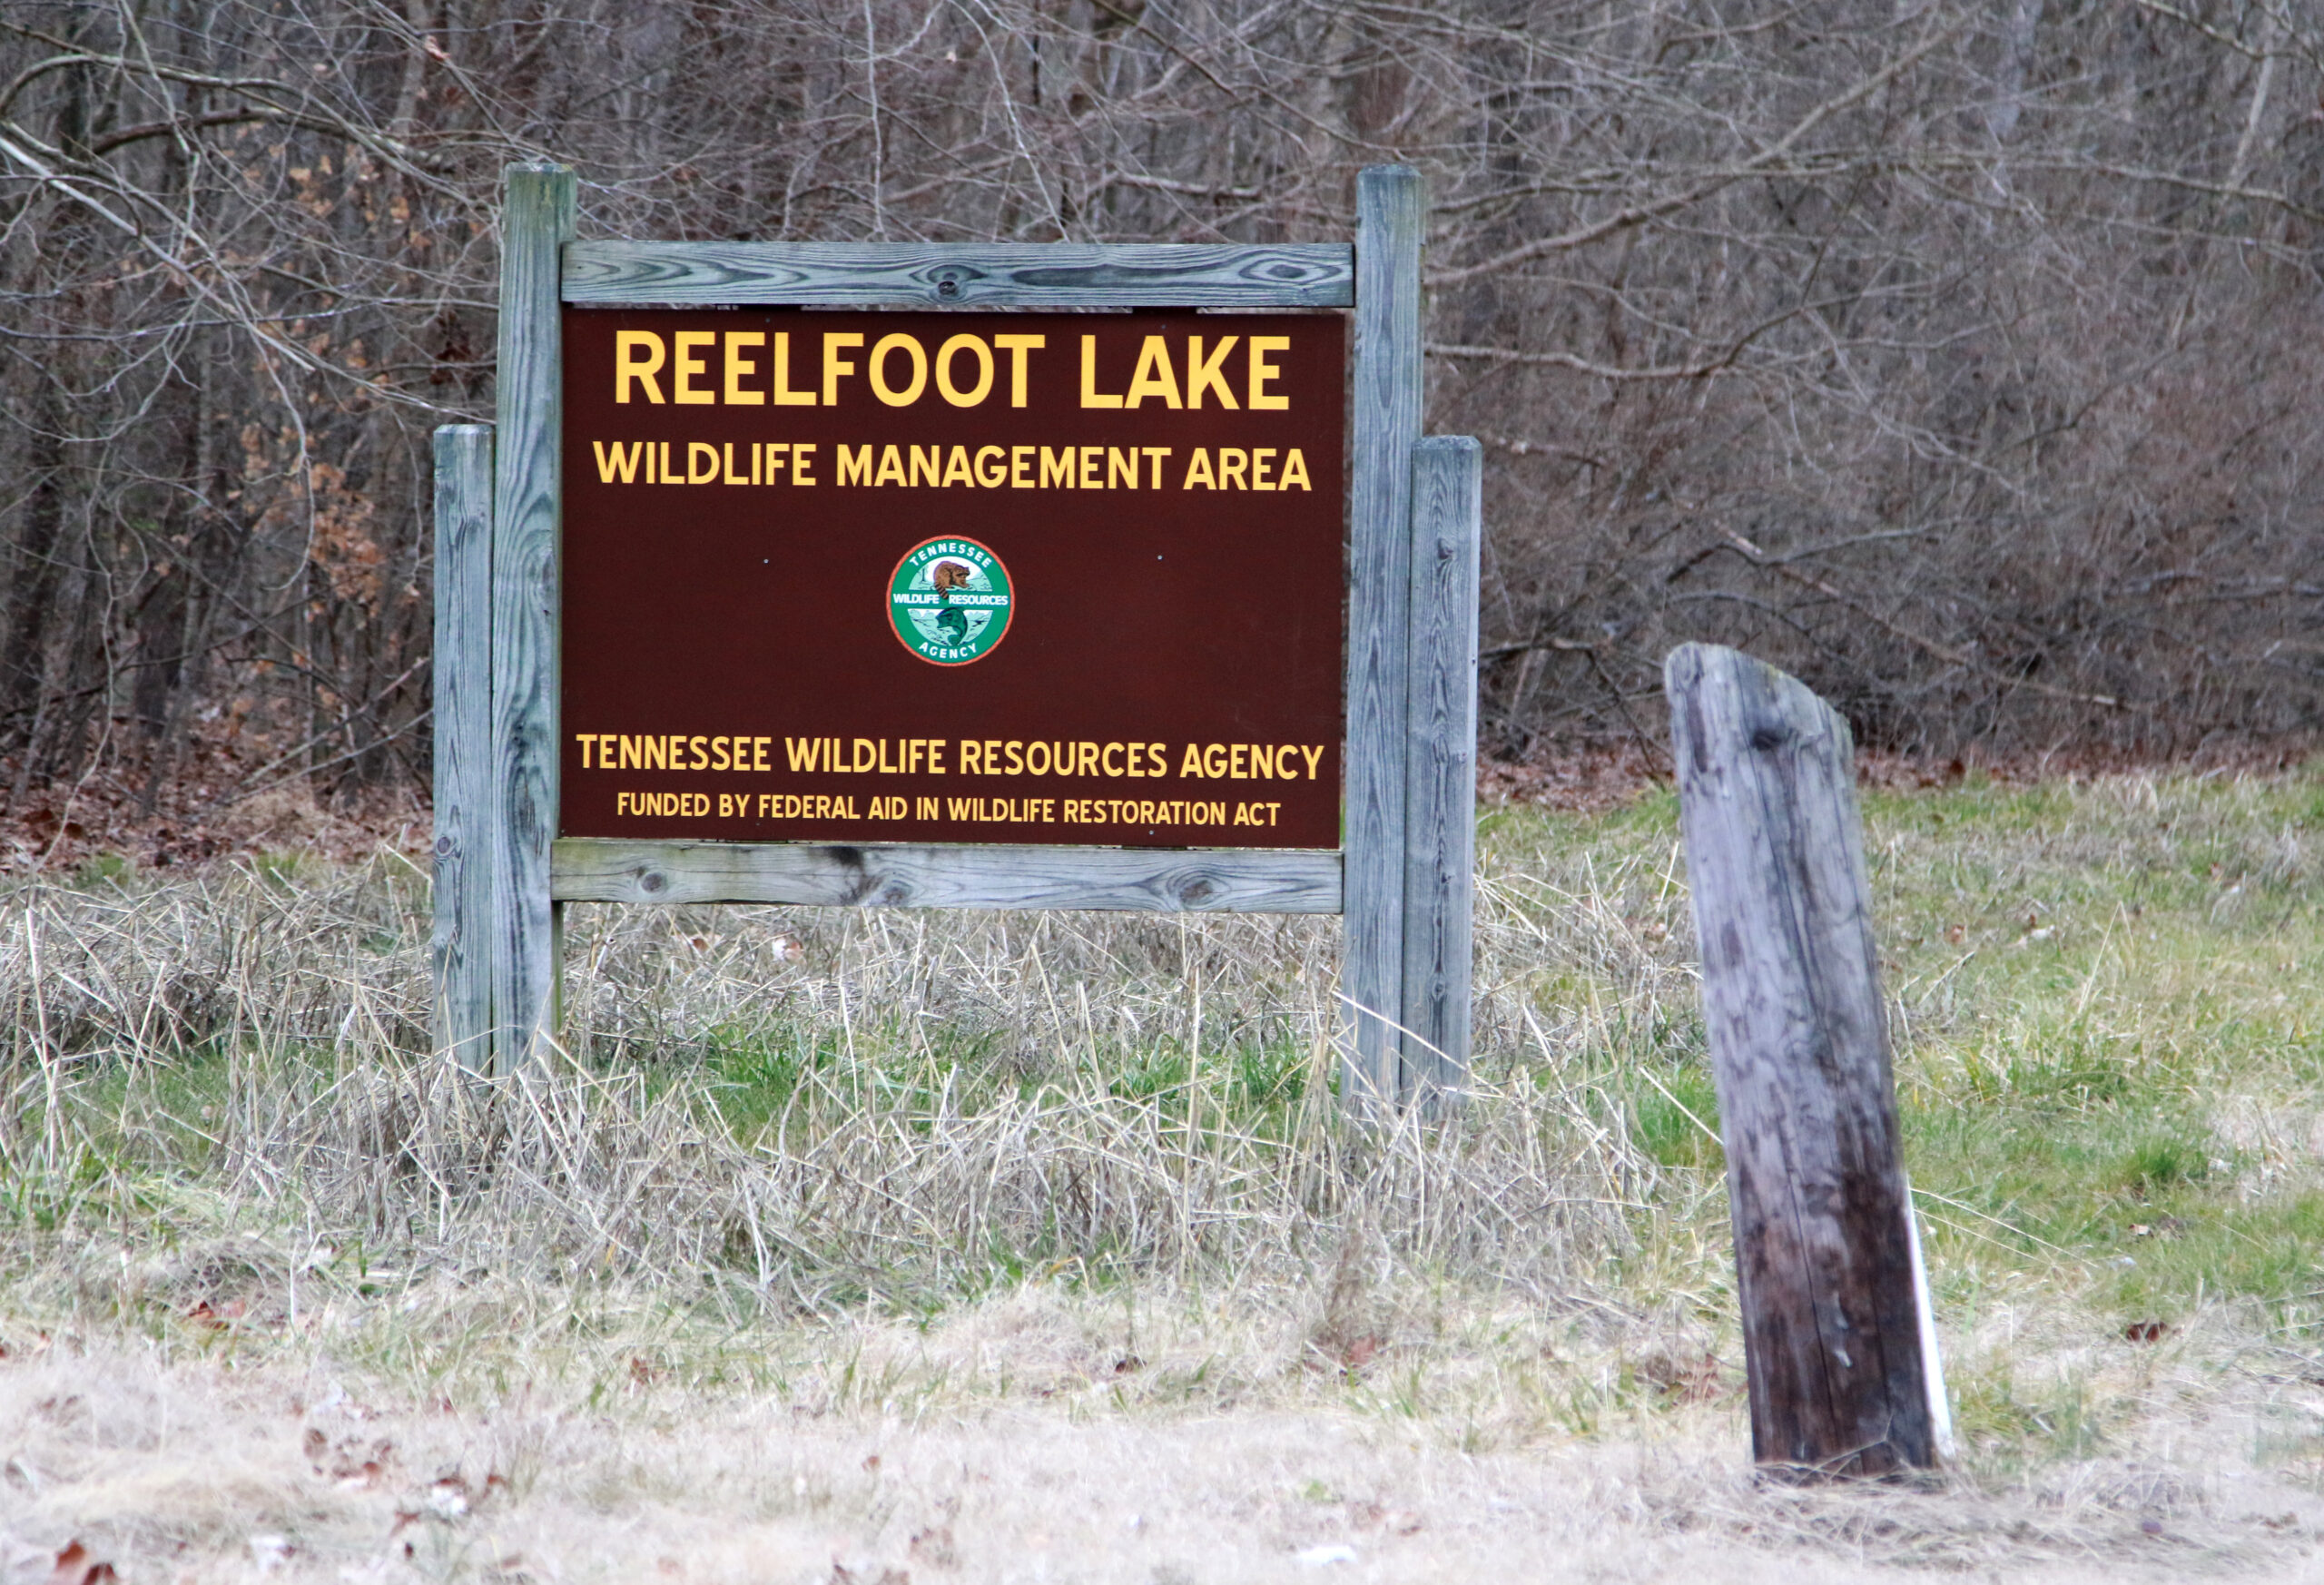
top-left (822, 331), bottom-right (863, 405)
top-left (936, 333), bottom-right (994, 406)
top-left (941, 446), bottom-right (972, 487)
top-left (1010, 445), bottom-right (1034, 487)
top-left (723, 331), bottom-right (766, 405)
top-left (1080, 446), bottom-right (1104, 489)
top-left (1218, 448), bottom-right (1248, 489)
top-left (1252, 448), bottom-right (1277, 490)
top-left (911, 445), bottom-right (941, 488)
top-left (976, 445), bottom-right (1006, 487)
top-left (723, 443), bottom-right (747, 486)
top-left (1187, 334), bottom-right (1238, 409)
top-left (1280, 448), bottom-right (1311, 491)
top-left (1248, 336), bottom-right (1289, 409)
top-left (688, 441), bottom-right (719, 484)
top-left (1143, 447), bottom-right (1171, 488)
top-left (1079, 333), bottom-right (1124, 409)
top-left (869, 332), bottom-right (928, 405)
top-left (1182, 448), bottom-right (1216, 489)
top-left (673, 331), bottom-right (715, 404)
top-left (1124, 335), bottom-right (1183, 408)
top-left (1178, 743), bottom-right (1205, 777)
top-left (615, 331), bottom-right (665, 404)
top-left (875, 445), bottom-right (907, 487)
top-left (773, 331), bottom-right (817, 405)
top-left (592, 440), bottom-right (643, 484)
top-left (1108, 447), bottom-right (1138, 489)
top-left (1040, 447), bottom-right (1076, 488)
top-left (993, 333), bottom-right (1044, 407)
top-left (838, 444), bottom-right (873, 487)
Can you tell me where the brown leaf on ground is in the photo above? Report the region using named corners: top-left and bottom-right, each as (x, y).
top-left (2124, 1321), bottom-right (2173, 1344)
top-left (830, 1563), bottom-right (911, 1585)
top-left (1638, 1348), bottom-right (1728, 1403)
top-left (908, 1524), bottom-right (960, 1569)
top-left (45, 1541), bottom-right (118, 1585)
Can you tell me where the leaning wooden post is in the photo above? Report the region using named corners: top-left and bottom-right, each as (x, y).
top-left (490, 162), bottom-right (576, 1075)
top-left (1665, 643), bottom-right (1937, 1476)
top-left (1399, 436), bottom-right (1481, 1108)
top-left (430, 424), bottom-right (494, 1070)
top-left (1342, 162), bottom-right (1426, 1117)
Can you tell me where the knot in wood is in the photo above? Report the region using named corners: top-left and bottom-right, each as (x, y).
top-left (433, 834), bottom-right (453, 858)
top-left (640, 870), bottom-right (667, 894)
top-left (936, 277), bottom-right (961, 299)
top-left (1749, 723), bottom-right (1789, 753)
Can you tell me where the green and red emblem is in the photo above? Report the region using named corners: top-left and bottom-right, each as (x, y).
top-left (887, 536), bottom-right (1013, 665)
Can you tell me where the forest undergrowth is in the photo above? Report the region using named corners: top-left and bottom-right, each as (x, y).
top-left (6, 774), bottom-right (2324, 1579)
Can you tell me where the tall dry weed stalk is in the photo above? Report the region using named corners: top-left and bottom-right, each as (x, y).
top-left (0, 849), bottom-right (1679, 1316)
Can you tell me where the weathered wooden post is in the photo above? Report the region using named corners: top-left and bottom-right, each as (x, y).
top-left (1399, 436), bottom-right (1481, 1107)
top-left (430, 424), bottom-right (494, 1069)
top-left (1665, 642), bottom-right (1938, 1476)
top-left (1342, 163), bottom-right (1427, 1116)
top-left (490, 162), bottom-right (575, 1074)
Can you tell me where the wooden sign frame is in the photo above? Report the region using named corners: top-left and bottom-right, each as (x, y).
top-left (431, 162), bottom-right (1478, 1119)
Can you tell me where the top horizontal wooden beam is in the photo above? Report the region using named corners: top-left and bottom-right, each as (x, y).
top-left (561, 241), bottom-right (1355, 309)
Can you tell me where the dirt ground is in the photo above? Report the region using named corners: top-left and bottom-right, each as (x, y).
top-left (5, 1300), bottom-right (2323, 1585)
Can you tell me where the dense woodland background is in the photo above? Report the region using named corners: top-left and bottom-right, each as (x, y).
top-left (0, 0), bottom-right (2319, 841)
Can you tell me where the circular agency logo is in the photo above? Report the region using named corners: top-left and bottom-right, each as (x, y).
top-left (887, 537), bottom-right (1013, 665)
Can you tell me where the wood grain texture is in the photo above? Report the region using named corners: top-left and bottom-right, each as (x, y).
top-left (562, 241), bottom-right (1354, 307)
top-left (1400, 437), bottom-right (1481, 1109)
top-left (489, 162), bottom-right (576, 1076)
top-left (430, 424), bottom-right (494, 1071)
top-left (1666, 642), bottom-right (1935, 1476)
top-left (1341, 164), bottom-right (1427, 1117)
top-left (551, 841), bottom-right (1343, 913)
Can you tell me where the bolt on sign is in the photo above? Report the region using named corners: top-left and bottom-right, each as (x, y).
top-left (559, 311), bottom-right (1346, 849)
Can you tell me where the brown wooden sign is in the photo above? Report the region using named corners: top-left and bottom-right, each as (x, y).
top-left (558, 309), bottom-right (1346, 850)
top-left (437, 163), bottom-right (1475, 1119)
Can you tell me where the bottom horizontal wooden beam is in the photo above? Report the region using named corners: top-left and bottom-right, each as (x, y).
top-left (550, 839), bottom-right (1343, 913)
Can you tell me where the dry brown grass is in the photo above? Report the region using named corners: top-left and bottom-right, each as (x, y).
top-left (5, 781), bottom-right (2324, 1579)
